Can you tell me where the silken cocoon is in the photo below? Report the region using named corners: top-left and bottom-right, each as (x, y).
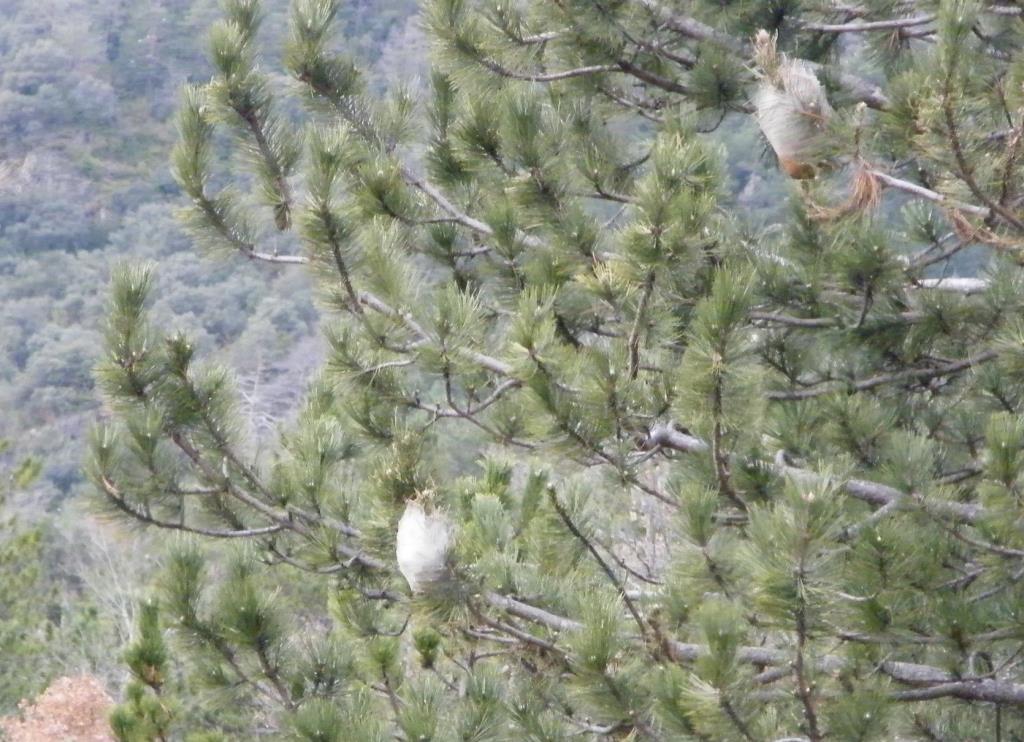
top-left (396, 501), bottom-right (453, 594)
top-left (753, 30), bottom-right (834, 179)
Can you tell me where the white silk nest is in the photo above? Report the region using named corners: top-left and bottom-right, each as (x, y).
top-left (396, 501), bottom-right (453, 594)
top-left (753, 32), bottom-right (833, 178)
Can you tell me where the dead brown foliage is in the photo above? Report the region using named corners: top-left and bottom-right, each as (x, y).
top-left (1, 675), bottom-right (113, 742)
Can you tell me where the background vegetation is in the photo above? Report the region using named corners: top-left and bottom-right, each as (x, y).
top-left (0, 0), bottom-right (420, 711)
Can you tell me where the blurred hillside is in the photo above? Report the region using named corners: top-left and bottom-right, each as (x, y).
top-left (0, 0), bottom-right (422, 510)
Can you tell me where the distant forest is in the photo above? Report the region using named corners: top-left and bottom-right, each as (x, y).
top-left (0, 0), bottom-right (420, 708)
top-left (0, 0), bottom-right (423, 510)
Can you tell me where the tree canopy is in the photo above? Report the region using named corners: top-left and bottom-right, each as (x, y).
top-left (93, 0), bottom-right (1024, 739)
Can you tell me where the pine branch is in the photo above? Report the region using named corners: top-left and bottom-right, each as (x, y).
top-left (472, 611), bottom-right (565, 655)
top-left (941, 79), bottom-right (1024, 232)
top-left (793, 560), bottom-right (822, 742)
top-left (487, 594), bottom-right (1024, 705)
top-left (911, 277), bottom-right (990, 294)
top-left (356, 290), bottom-right (513, 376)
top-left (628, 271), bottom-right (655, 379)
top-left (236, 105), bottom-right (294, 230)
top-left (98, 475), bottom-right (283, 539)
top-left (255, 642), bottom-right (294, 710)
top-left (869, 170), bottom-right (990, 217)
top-left (766, 350), bottom-right (998, 401)
top-left (615, 59), bottom-right (693, 97)
top-left (643, 424), bottom-right (710, 453)
top-left (711, 383), bottom-right (746, 511)
top-left (749, 312), bottom-right (842, 328)
top-left (473, 57), bottom-right (620, 82)
top-left (192, 188), bottom-right (306, 262)
top-left (800, 14), bottom-right (936, 33)
top-left (644, 428), bottom-right (983, 525)
top-left (547, 489), bottom-right (651, 642)
top-left (169, 432), bottom-right (382, 570)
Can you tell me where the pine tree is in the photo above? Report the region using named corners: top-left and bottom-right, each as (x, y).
top-left (92, 0), bottom-right (1024, 738)
top-left (110, 600), bottom-right (175, 742)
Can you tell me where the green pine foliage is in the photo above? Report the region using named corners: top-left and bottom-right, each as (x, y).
top-left (0, 441), bottom-right (132, 714)
top-left (0, 445), bottom-right (47, 710)
top-left (110, 601), bottom-right (175, 742)
top-left (110, 598), bottom-right (236, 741)
top-left (95, 0), bottom-right (1024, 738)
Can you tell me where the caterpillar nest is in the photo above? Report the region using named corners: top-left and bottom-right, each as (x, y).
top-left (396, 500), bottom-right (453, 594)
top-left (753, 30), bottom-right (834, 179)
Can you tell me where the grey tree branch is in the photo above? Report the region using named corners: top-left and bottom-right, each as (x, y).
top-left (98, 475), bottom-right (283, 538)
top-left (800, 14), bottom-right (935, 32)
top-left (870, 170), bottom-right (991, 217)
top-left (911, 277), bottom-right (990, 294)
top-left (484, 593), bottom-right (1024, 705)
top-left (765, 350), bottom-right (998, 401)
